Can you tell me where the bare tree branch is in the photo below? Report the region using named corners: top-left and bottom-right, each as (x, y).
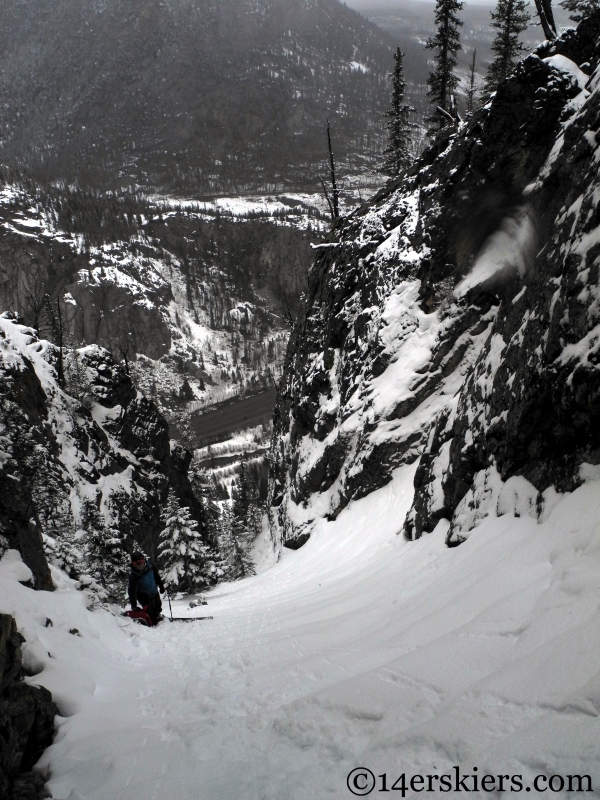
top-left (327, 120), bottom-right (340, 221)
top-left (318, 175), bottom-right (334, 220)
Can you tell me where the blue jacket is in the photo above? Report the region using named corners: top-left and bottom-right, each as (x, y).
top-left (128, 559), bottom-right (164, 608)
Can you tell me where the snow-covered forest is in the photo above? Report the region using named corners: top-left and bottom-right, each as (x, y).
top-left (2, 0), bottom-right (600, 798)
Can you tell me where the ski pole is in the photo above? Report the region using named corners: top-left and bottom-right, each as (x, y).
top-left (166, 588), bottom-right (174, 621)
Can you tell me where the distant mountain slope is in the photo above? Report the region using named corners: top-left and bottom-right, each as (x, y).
top-left (0, 0), bottom-right (394, 193)
top-left (346, 0), bottom-right (573, 124)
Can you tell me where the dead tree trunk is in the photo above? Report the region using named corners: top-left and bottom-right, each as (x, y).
top-left (327, 120), bottom-right (340, 221)
top-left (533, 0), bottom-right (557, 39)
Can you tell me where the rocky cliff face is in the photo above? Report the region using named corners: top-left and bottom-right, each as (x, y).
top-left (270, 14), bottom-right (600, 547)
top-left (0, 312), bottom-right (202, 585)
top-left (0, 614), bottom-right (55, 800)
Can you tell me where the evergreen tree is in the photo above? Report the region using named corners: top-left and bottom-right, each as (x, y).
top-left (80, 496), bottom-right (128, 601)
top-left (560, 0), bottom-right (596, 21)
top-left (218, 505), bottom-right (256, 581)
top-left (159, 489), bottom-right (215, 594)
top-left (192, 468), bottom-right (222, 551)
top-left (425, 0), bottom-right (464, 131)
top-left (466, 50), bottom-right (478, 116)
top-left (41, 501), bottom-right (87, 582)
top-left (381, 48), bottom-right (413, 177)
top-left (483, 0), bottom-right (531, 97)
top-left (247, 502), bottom-right (264, 540)
top-left (214, 454), bottom-right (257, 580)
top-left (232, 452), bottom-right (251, 527)
top-left (64, 348), bottom-right (91, 403)
top-left (231, 453), bottom-right (265, 537)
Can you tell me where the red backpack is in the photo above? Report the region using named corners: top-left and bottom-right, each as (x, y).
top-left (123, 607), bottom-right (155, 626)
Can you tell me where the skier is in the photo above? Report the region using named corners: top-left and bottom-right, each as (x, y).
top-left (128, 551), bottom-right (166, 625)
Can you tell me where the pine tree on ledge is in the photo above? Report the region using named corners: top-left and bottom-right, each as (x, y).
top-left (381, 48), bottom-right (413, 177)
top-left (159, 489), bottom-right (214, 595)
top-left (483, 0), bottom-right (530, 98)
top-left (218, 505), bottom-right (256, 581)
top-left (425, 0), bottom-right (464, 133)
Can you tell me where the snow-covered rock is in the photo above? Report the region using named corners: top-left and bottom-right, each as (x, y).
top-left (0, 313), bottom-right (202, 587)
top-left (270, 12), bottom-right (600, 547)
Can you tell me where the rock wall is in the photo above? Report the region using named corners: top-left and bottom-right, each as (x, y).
top-left (0, 313), bottom-right (203, 577)
top-left (0, 187), bottom-right (304, 415)
top-left (0, 221), bottom-right (172, 361)
top-left (0, 614), bottom-right (55, 800)
top-left (270, 14), bottom-right (600, 547)
top-left (406, 16), bottom-right (600, 544)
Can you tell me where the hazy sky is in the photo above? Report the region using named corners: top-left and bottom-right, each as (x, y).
top-left (345, 0), bottom-right (495, 9)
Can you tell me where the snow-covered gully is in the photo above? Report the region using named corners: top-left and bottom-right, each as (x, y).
top-left (2, 463), bottom-right (599, 799)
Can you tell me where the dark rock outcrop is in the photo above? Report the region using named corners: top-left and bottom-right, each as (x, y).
top-left (0, 614), bottom-right (56, 800)
top-left (405, 15), bottom-right (600, 543)
top-left (0, 314), bottom-right (204, 570)
top-left (270, 13), bottom-right (600, 547)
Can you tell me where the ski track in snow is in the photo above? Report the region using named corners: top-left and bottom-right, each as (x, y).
top-left (2, 464), bottom-right (600, 799)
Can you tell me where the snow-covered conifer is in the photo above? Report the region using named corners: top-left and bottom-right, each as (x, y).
top-left (483, 0), bottom-right (530, 97)
top-left (232, 452), bottom-right (251, 527)
top-left (64, 349), bottom-right (91, 403)
top-left (81, 497), bottom-right (128, 601)
top-left (159, 489), bottom-right (214, 594)
top-left (425, 0), bottom-right (464, 131)
top-left (218, 505), bottom-right (256, 581)
top-left (192, 468), bottom-right (223, 550)
top-left (381, 48), bottom-right (413, 177)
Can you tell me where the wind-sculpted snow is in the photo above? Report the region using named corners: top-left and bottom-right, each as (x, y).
top-left (271, 12), bottom-right (600, 548)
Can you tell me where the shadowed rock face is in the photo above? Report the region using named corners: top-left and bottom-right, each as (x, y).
top-left (0, 231), bottom-right (173, 362)
top-left (0, 614), bottom-right (56, 800)
top-left (269, 13), bottom-right (600, 547)
top-left (406, 17), bottom-right (600, 544)
top-left (0, 347), bottom-right (53, 590)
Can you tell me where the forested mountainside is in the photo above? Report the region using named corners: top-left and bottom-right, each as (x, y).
top-left (0, 180), bottom-right (317, 416)
top-left (270, 12), bottom-right (600, 547)
top-left (0, 0), bottom-right (394, 193)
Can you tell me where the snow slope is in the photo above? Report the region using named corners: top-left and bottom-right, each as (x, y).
top-left (2, 463), bottom-right (600, 799)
